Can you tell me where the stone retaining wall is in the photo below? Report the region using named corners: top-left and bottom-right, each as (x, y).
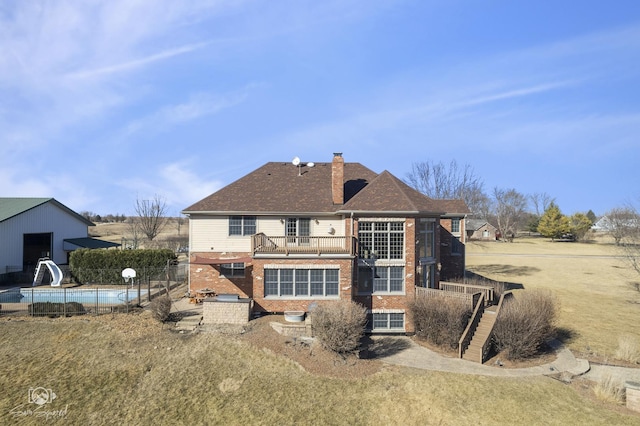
top-left (203, 299), bottom-right (251, 325)
top-left (626, 381), bottom-right (640, 413)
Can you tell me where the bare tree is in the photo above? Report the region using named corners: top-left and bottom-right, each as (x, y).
top-left (492, 187), bottom-right (528, 240)
top-left (175, 214), bottom-right (186, 236)
top-left (405, 160), bottom-right (487, 215)
top-left (134, 195), bottom-right (168, 241)
top-left (605, 207), bottom-right (638, 245)
top-left (613, 204), bottom-right (640, 282)
top-left (529, 192), bottom-right (555, 216)
top-left (125, 217), bottom-right (142, 249)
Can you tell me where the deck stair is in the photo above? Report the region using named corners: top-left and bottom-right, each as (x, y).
top-left (461, 305), bottom-right (498, 363)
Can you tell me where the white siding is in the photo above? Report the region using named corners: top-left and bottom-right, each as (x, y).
top-left (189, 215), bottom-right (345, 252)
top-left (0, 201), bottom-right (89, 271)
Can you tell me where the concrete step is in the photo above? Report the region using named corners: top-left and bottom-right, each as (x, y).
top-left (174, 315), bottom-right (202, 331)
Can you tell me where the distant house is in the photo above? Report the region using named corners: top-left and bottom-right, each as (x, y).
top-left (0, 198), bottom-right (119, 282)
top-left (592, 215), bottom-right (640, 232)
top-left (182, 153), bottom-right (470, 333)
top-left (466, 219), bottom-right (498, 241)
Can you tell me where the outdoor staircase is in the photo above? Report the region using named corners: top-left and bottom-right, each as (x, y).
top-left (461, 305), bottom-right (498, 363)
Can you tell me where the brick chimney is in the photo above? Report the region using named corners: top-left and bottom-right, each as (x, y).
top-left (331, 152), bottom-right (344, 205)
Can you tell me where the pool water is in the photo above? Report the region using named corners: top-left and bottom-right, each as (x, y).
top-left (0, 288), bottom-right (148, 305)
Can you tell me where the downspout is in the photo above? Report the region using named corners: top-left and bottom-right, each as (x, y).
top-left (350, 211), bottom-right (354, 239)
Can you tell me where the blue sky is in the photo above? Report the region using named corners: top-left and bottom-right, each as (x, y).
top-left (2, 0), bottom-right (639, 217)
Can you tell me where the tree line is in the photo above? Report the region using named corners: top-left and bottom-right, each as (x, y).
top-left (404, 159), bottom-right (624, 242)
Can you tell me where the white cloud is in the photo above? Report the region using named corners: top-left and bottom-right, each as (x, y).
top-left (121, 87), bottom-right (253, 138)
top-left (117, 161), bottom-right (222, 212)
top-left (66, 41), bottom-right (212, 80)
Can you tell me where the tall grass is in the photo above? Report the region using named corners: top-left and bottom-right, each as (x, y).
top-left (594, 374), bottom-right (626, 405)
top-left (615, 335), bottom-right (640, 364)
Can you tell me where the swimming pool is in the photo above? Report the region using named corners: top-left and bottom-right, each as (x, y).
top-left (0, 288), bottom-right (148, 305)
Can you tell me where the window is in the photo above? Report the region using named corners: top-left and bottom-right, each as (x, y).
top-left (451, 236), bottom-right (462, 255)
top-left (286, 218), bottom-right (310, 245)
top-left (418, 219), bottom-right (435, 259)
top-left (370, 313), bottom-right (405, 331)
top-left (220, 263), bottom-right (245, 277)
top-left (451, 218), bottom-right (460, 234)
top-left (358, 266), bottom-right (404, 293)
top-left (358, 221), bottom-right (404, 260)
top-left (229, 216), bottom-right (256, 236)
top-left (417, 263), bottom-right (436, 288)
top-left (264, 268), bottom-right (339, 298)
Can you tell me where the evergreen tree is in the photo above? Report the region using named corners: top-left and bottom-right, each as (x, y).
top-left (586, 209), bottom-right (597, 224)
top-left (537, 203), bottom-right (570, 240)
top-left (570, 212), bottom-right (593, 241)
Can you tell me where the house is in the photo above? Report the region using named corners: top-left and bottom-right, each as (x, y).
top-left (0, 198), bottom-right (119, 282)
top-left (465, 219), bottom-right (498, 241)
top-left (182, 153), bottom-right (469, 333)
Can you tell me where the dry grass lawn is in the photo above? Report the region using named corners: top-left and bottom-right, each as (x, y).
top-left (1, 313), bottom-right (639, 425)
top-left (467, 235), bottom-right (640, 360)
top-left (11, 226), bottom-right (631, 423)
top-left (89, 220), bottom-right (187, 246)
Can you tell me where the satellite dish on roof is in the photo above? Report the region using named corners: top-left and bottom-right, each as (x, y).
top-left (292, 156), bottom-right (301, 166)
top-left (307, 162), bottom-right (315, 168)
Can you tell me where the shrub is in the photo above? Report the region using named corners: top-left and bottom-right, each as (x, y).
top-left (615, 335), bottom-right (640, 364)
top-left (409, 296), bottom-right (472, 349)
top-left (149, 295), bottom-right (172, 322)
top-left (69, 248), bottom-right (176, 284)
top-left (594, 374), bottom-right (625, 404)
top-left (492, 290), bottom-right (557, 360)
top-left (29, 302), bottom-right (86, 317)
top-left (311, 300), bottom-right (367, 356)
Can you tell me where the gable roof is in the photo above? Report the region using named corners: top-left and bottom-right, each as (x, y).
top-left (183, 161), bottom-right (379, 214)
top-left (0, 198), bottom-right (94, 226)
top-left (339, 170), bottom-right (443, 215)
top-left (466, 219), bottom-right (496, 231)
top-left (183, 159), bottom-right (469, 217)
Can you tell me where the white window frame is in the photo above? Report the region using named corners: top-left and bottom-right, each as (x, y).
top-left (264, 268), bottom-right (339, 299)
top-left (357, 265), bottom-right (405, 294)
top-left (368, 311), bottom-right (405, 332)
top-left (358, 220), bottom-right (405, 260)
top-left (220, 262), bottom-right (245, 278)
top-left (451, 218), bottom-right (461, 234)
top-left (229, 216), bottom-right (256, 236)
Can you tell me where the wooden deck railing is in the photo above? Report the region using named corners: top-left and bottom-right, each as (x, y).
top-left (414, 286), bottom-right (480, 309)
top-left (477, 290), bottom-right (513, 362)
top-left (440, 282), bottom-right (495, 305)
top-left (252, 233), bottom-right (356, 256)
top-left (458, 293), bottom-right (486, 359)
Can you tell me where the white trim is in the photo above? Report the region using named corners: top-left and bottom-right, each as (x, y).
top-left (264, 264), bottom-right (340, 269)
top-left (368, 308), bottom-right (405, 314)
top-left (358, 217), bottom-right (406, 222)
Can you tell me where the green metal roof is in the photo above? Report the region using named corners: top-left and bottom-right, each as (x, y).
top-left (0, 198), bottom-right (94, 225)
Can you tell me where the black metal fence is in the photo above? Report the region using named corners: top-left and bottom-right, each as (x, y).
top-left (0, 264), bottom-right (187, 317)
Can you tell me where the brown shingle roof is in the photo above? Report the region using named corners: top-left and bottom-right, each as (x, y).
top-left (183, 161), bottom-right (469, 216)
top-left (434, 199), bottom-right (471, 215)
top-left (340, 170), bottom-right (444, 214)
top-left (182, 161), bottom-right (378, 214)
